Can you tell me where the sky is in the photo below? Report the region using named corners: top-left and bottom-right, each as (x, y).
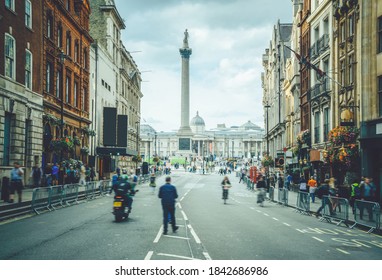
top-left (114, 0), bottom-right (293, 132)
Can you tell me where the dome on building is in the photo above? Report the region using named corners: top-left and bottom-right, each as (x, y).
top-left (240, 120), bottom-right (261, 131)
top-left (140, 124), bottom-right (156, 135)
top-left (190, 111), bottom-right (205, 126)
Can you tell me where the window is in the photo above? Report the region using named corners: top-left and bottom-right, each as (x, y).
top-left (25, 0), bottom-right (32, 28)
top-left (340, 60), bottom-right (345, 86)
top-left (74, 81), bottom-right (78, 108)
top-left (66, 76), bottom-right (71, 103)
top-left (5, 34), bottom-right (16, 79)
top-left (74, 41), bottom-right (79, 62)
top-left (45, 61), bottom-right (53, 93)
top-left (25, 50), bottom-right (32, 89)
top-left (56, 69), bottom-right (61, 98)
top-left (379, 76), bottom-right (382, 117)
top-left (314, 111), bottom-right (320, 144)
top-left (5, 0), bottom-right (15, 11)
top-left (340, 22), bottom-right (345, 43)
top-left (66, 32), bottom-right (71, 56)
top-left (348, 55), bottom-right (354, 84)
top-left (378, 17), bottom-right (382, 53)
top-left (57, 26), bottom-right (63, 48)
top-left (323, 107), bottom-right (329, 141)
top-left (47, 16), bottom-right (53, 39)
top-left (66, 0), bottom-right (71, 11)
top-left (83, 48), bottom-right (88, 68)
top-left (348, 14), bottom-right (354, 36)
top-left (82, 87), bottom-right (87, 111)
top-left (3, 113), bottom-right (12, 166)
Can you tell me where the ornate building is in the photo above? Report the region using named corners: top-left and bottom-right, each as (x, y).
top-left (42, 0), bottom-right (92, 166)
top-left (0, 0), bottom-right (44, 179)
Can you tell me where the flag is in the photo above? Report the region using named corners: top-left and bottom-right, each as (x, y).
top-left (285, 45), bottom-right (326, 77)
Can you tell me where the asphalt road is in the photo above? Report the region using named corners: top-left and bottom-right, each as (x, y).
top-left (0, 169), bottom-right (381, 260)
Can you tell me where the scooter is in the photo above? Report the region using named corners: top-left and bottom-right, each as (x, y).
top-left (113, 189), bottom-right (138, 222)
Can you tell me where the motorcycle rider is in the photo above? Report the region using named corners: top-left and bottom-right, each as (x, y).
top-left (111, 168), bottom-right (135, 213)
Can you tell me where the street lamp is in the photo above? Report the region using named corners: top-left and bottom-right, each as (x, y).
top-left (135, 121), bottom-right (140, 173)
top-left (58, 51), bottom-right (68, 163)
top-left (264, 103), bottom-right (271, 186)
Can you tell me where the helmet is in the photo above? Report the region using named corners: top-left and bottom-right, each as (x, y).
top-left (122, 168), bottom-right (127, 174)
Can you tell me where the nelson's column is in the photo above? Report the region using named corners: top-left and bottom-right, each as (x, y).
top-left (177, 29), bottom-right (193, 154)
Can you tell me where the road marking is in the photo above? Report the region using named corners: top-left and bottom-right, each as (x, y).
top-left (283, 223), bottom-right (291, 227)
top-left (157, 253), bottom-right (201, 260)
top-left (181, 210), bottom-right (188, 221)
top-left (176, 202), bottom-right (182, 209)
top-left (272, 217), bottom-right (279, 221)
top-left (295, 229), bottom-right (304, 233)
top-left (250, 207), bottom-right (255, 210)
top-left (188, 224), bottom-right (201, 244)
top-left (336, 248), bottom-right (350, 255)
top-left (144, 251), bottom-right (154, 260)
top-left (180, 190), bottom-right (191, 201)
top-left (312, 236), bottom-right (325, 243)
top-left (153, 225), bottom-right (163, 243)
top-left (203, 252), bottom-right (212, 260)
top-left (164, 235), bottom-right (190, 240)
top-left (256, 210), bottom-right (262, 213)
top-left (263, 213), bottom-right (269, 216)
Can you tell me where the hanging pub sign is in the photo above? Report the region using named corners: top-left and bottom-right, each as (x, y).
top-left (340, 108), bottom-right (354, 126)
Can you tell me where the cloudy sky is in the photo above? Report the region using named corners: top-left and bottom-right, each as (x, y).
top-left (114, 0), bottom-right (293, 132)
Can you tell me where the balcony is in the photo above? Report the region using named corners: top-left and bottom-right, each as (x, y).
top-left (309, 79), bottom-right (331, 101)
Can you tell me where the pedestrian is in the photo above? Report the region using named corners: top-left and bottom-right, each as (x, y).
top-left (299, 176), bottom-right (308, 204)
top-left (90, 167), bottom-right (96, 181)
top-left (308, 176), bottom-right (317, 203)
top-left (51, 163), bottom-right (59, 186)
top-left (349, 181), bottom-right (361, 214)
top-left (30, 163), bottom-right (43, 188)
top-left (44, 164), bottom-right (52, 187)
top-left (149, 173), bottom-right (156, 193)
top-left (359, 177), bottom-right (376, 221)
top-left (315, 179), bottom-right (333, 216)
top-left (278, 175), bottom-right (284, 189)
top-left (79, 164), bottom-right (86, 185)
top-left (158, 177), bottom-right (179, 235)
top-left (85, 165), bottom-right (91, 182)
top-left (286, 173), bottom-right (292, 190)
top-left (9, 162), bottom-right (24, 203)
top-left (256, 176), bottom-right (267, 190)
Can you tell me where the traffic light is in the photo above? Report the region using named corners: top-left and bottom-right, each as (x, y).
top-left (275, 157), bottom-right (285, 167)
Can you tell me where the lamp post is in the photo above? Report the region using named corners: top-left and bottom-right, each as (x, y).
top-left (58, 51), bottom-right (68, 163)
top-left (135, 121), bottom-right (140, 173)
top-left (202, 140), bottom-right (205, 175)
top-left (264, 103), bottom-right (271, 186)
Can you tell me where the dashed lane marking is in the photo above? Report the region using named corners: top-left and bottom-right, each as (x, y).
top-left (336, 248), bottom-right (350, 255)
top-left (250, 207), bottom-right (255, 210)
top-left (153, 225), bottom-right (163, 243)
top-left (272, 217), bottom-right (279, 221)
top-left (283, 223), bottom-right (291, 227)
top-left (157, 253), bottom-right (201, 260)
top-left (164, 235), bottom-right (190, 241)
top-left (203, 252), bottom-right (212, 260)
top-left (256, 210), bottom-right (262, 213)
top-left (181, 210), bottom-right (188, 221)
top-left (263, 213), bottom-right (269, 216)
top-left (188, 224), bottom-right (201, 244)
top-left (144, 251), bottom-right (154, 260)
top-left (296, 229), bottom-right (305, 233)
top-left (312, 236), bottom-right (325, 243)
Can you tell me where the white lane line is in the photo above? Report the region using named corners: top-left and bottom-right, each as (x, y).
top-left (176, 202), bottom-right (182, 209)
top-left (336, 248), bottom-right (350, 255)
top-left (164, 235), bottom-right (190, 240)
top-left (283, 223), bottom-right (291, 227)
top-left (203, 252), bottom-right (212, 260)
top-left (180, 190), bottom-right (191, 202)
top-left (272, 217), bottom-right (279, 221)
top-left (153, 225), bottom-right (163, 243)
top-left (312, 236), bottom-right (325, 243)
top-left (181, 210), bottom-right (188, 221)
top-left (187, 224), bottom-right (201, 244)
top-left (157, 253), bottom-right (201, 260)
top-left (256, 210), bottom-right (262, 213)
top-left (263, 213), bottom-right (269, 216)
top-left (250, 207), bottom-right (255, 210)
top-left (295, 229), bottom-right (304, 233)
top-left (144, 251), bottom-right (154, 260)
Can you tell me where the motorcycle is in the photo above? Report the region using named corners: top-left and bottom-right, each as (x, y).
top-left (113, 189), bottom-right (138, 222)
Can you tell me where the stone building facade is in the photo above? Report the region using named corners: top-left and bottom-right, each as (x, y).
top-left (0, 0), bottom-right (44, 181)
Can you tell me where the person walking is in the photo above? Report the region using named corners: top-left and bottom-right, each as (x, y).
top-left (158, 177), bottom-right (179, 235)
top-left (308, 176), bottom-right (317, 203)
top-left (149, 173), bottom-right (156, 193)
top-left (51, 163), bottom-right (59, 186)
top-left (31, 163), bottom-right (43, 188)
top-left (299, 177), bottom-right (308, 204)
top-left (315, 179), bottom-right (334, 217)
top-left (9, 162), bottom-right (24, 203)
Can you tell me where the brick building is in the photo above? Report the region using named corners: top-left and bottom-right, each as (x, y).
top-left (0, 0), bottom-right (44, 180)
top-left (42, 0), bottom-right (93, 167)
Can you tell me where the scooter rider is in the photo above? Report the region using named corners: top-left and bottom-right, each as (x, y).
top-left (111, 168), bottom-right (135, 213)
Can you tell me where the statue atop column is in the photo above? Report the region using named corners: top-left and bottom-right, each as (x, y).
top-left (183, 29), bottom-right (189, 48)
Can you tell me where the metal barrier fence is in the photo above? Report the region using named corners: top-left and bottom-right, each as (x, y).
top-left (277, 188), bottom-right (288, 206)
top-left (32, 187), bottom-right (51, 214)
top-left (351, 200), bottom-right (381, 233)
top-left (268, 187), bottom-right (275, 201)
top-left (295, 191), bottom-right (310, 214)
top-left (63, 184), bottom-right (79, 205)
top-left (85, 181), bottom-right (98, 200)
top-left (98, 180), bottom-right (111, 196)
top-left (320, 196), bottom-right (349, 226)
top-left (49, 185), bottom-right (65, 210)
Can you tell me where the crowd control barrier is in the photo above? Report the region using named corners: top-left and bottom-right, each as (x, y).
top-left (63, 184), bottom-right (79, 205)
top-left (295, 191), bottom-right (310, 215)
top-left (32, 187), bottom-right (52, 214)
top-left (319, 196), bottom-right (350, 226)
top-left (351, 200), bottom-right (381, 233)
top-left (49, 185), bottom-right (65, 210)
top-left (277, 188), bottom-right (288, 206)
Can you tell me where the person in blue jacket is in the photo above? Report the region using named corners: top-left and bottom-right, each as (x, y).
top-left (158, 176), bottom-right (179, 235)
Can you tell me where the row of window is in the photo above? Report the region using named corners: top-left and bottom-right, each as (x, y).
top-left (5, 0), bottom-right (33, 29)
top-left (4, 34), bottom-right (33, 89)
top-left (45, 62), bottom-right (88, 112)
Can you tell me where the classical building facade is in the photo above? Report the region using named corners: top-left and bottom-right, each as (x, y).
top-left (42, 0), bottom-right (92, 166)
top-left (140, 112), bottom-right (264, 162)
top-left (0, 0), bottom-right (44, 180)
top-left (262, 21), bottom-right (292, 163)
top-left (89, 0), bottom-right (142, 176)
